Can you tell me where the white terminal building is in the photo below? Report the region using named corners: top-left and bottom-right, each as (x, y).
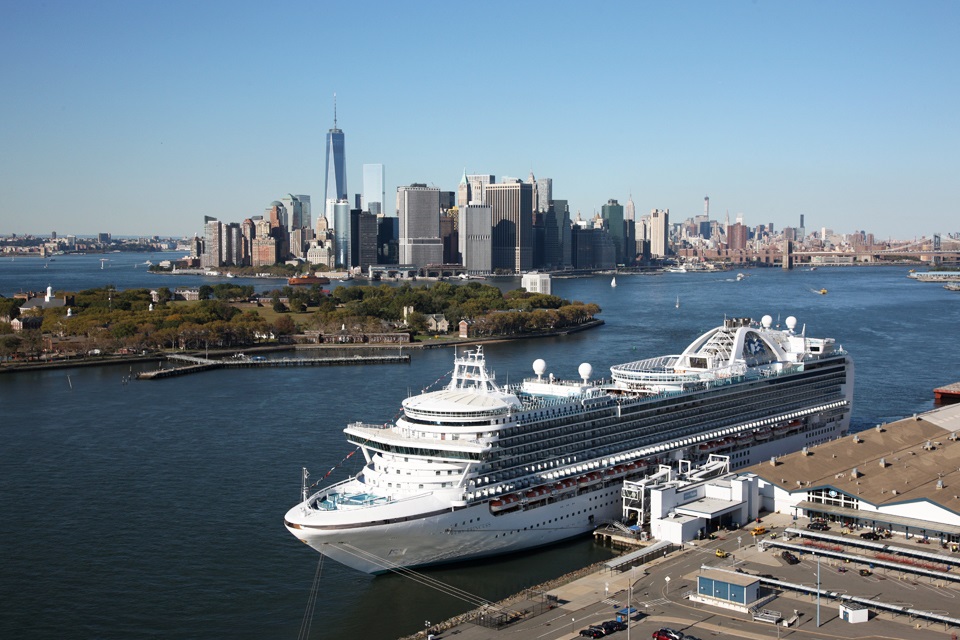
top-left (624, 402), bottom-right (960, 545)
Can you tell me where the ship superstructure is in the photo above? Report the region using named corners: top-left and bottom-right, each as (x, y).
top-left (284, 314), bottom-right (853, 573)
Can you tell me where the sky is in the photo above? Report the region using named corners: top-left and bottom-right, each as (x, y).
top-left (1, 0), bottom-right (957, 240)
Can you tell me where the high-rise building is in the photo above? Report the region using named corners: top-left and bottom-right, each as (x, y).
top-left (650, 208), bottom-right (670, 258)
top-left (362, 164), bottom-right (384, 216)
top-left (457, 170), bottom-right (470, 209)
top-left (527, 171), bottom-right (539, 214)
top-left (334, 201), bottom-right (351, 267)
top-left (466, 174), bottom-right (494, 205)
top-left (377, 215), bottom-right (399, 264)
top-left (551, 199), bottom-right (571, 268)
top-left (625, 195), bottom-right (635, 221)
top-left (397, 185), bottom-right (442, 267)
top-left (459, 204), bottom-right (492, 274)
top-left (297, 195), bottom-right (312, 231)
top-left (602, 199), bottom-right (625, 265)
top-left (350, 209), bottom-right (378, 270)
top-left (280, 194), bottom-right (302, 232)
top-left (536, 178), bottom-right (552, 213)
top-left (201, 216), bottom-right (221, 268)
top-left (486, 182), bottom-right (533, 273)
top-left (323, 96), bottom-right (347, 228)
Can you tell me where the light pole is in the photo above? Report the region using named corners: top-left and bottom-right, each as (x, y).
top-left (571, 617), bottom-right (575, 634)
top-left (816, 553), bottom-right (821, 628)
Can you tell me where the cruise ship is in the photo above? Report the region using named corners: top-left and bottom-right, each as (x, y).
top-left (284, 315), bottom-right (853, 573)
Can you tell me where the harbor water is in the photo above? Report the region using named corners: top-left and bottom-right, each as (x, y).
top-left (2, 255), bottom-right (959, 639)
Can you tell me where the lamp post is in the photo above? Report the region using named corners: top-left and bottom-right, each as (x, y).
top-left (816, 553), bottom-right (821, 628)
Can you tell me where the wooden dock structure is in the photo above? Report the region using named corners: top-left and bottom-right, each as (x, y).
top-left (136, 354), bottom-right (409, 380)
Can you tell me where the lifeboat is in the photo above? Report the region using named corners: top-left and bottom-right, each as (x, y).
top-left (578, 472), bottom-right (602, 487)
top-left (787, 419), bottom-right (803, 431)
top-left (754, 427), bottom-right (772, 441)
top-left (772, 423), bottom-right (790, 436)
top-left (699, 440), bottom-right (724, 453)
top-left (490, 494), bottom-right (520, 513)
top-left (524, 487), bottom-right (548, 500)
top-left (736, 432), bottom-right (754, 445)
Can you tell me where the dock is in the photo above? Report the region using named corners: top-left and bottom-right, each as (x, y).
top-left (935, 381), bottom-right (960, 405)
top-left (136, 353), bottom-right (409, 379)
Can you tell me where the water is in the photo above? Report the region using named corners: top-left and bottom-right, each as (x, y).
top-left (2, 264), bottom-right (959, 639)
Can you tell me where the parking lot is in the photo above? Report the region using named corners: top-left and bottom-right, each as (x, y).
top-left (434, 511), bottom-right (960, 640)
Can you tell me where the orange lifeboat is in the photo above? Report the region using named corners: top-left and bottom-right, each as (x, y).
top-left (490, 493), bottom-right (520, 513)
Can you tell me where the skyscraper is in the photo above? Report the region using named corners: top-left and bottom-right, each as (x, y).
top-left (363, 164), bottom-right (384, 216)
top-left (466, 174), bottom-right (494, 205)
top-left (486, 182), bottom-right (533, 273)
top-left (459, 204), bottom-right (492, 274)
top-left (324, 95), bottom-right (347, 228)
top-left (650, 208), bottom-right (670, 258)
top-left (334, 201), bottom-right (351, 267)
top-left (536, 178), bottom-right (552, 213)
top-left (625, 195), bottom-right (635, 221)
top-left (397, 184), bottom-right (442, 267)
top-left (601, 199), bottom-right (625, 265)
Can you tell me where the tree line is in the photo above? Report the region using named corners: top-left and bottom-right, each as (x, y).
top-left (0, 281), bottom-right (600, 360)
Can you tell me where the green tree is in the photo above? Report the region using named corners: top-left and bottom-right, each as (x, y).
top-left (198, 285), bottom-right (213, 301)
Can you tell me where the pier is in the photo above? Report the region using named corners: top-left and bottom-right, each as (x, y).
top-left (935, 381), bottom-right (960, 405)
top-left (136, 353), bottom-right (409, 379)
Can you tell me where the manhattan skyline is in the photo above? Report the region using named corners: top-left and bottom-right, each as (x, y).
top-left (1, 1), bottom-right (957, 239)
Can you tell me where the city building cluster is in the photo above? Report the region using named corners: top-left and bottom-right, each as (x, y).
top-left (191, 108), bottom-right (953, 275)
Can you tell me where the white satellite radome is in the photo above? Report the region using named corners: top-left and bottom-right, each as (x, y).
top-left (578, 363), bottom-right (593, 383)
top-left (761, 315), bottom-right (773, 328)
top-left (533, 358), bottom-right (546, 380)
top-left (785, 316), bottom-right (798, 332)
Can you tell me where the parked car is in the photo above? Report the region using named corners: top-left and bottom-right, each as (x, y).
top-left (860, 531), bottom-right (882, 540)
top-left (652, 629), bottom-right (683, 640)
top-left (715, 549), bottom-right (728, 558)
top-left (807, 522), bottom-right (830, 531)
top-left (580, 628), bottom-right (605, 638)
top-left (781, 550), bottom-right (800, 565)
top-left (601, 621), bottom-right (627, 633)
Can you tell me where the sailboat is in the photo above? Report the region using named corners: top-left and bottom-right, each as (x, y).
top-left (675, 295), bottom-right (680, 309)
top-left (610, 276), bottom-right (617, 288)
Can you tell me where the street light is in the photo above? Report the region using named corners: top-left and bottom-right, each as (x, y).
top-left (815, 553), bottom-right (821, 628)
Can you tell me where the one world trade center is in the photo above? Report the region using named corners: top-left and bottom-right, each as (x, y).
top-left (324, 94), bottom-right (346, 229)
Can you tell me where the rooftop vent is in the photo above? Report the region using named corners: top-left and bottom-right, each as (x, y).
top-left (769, 456), bottom-right (777, 467)
top-left (892, 489), bottom-right (899, 495)
top-left (875, 424), bottom-right (885, 432)
top-left (937, 480), bottom-right (945, 490)
top-left (801, 447), bottom-right (810, 456)
top-left (853, 435), bottom-right (862, 443)
top-left (851, 467), bottom-right (860, 478)
top-left (880, 458), bottom-right (887, 468)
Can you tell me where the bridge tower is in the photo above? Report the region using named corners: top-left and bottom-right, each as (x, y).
top-left (934, 233), bottom-right (942, 267)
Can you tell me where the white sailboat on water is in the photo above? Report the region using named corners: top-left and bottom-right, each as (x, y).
top-left (675, 295), bottom-right (680, 309)
top-left (610, 276), bottom-right (617, 287)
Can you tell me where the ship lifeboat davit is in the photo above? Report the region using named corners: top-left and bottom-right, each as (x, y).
top-left (489, 493), bottom-right (520, 513)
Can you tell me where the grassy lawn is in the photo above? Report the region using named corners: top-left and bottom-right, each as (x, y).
top-left (231, 302), bottom-right (316, 326)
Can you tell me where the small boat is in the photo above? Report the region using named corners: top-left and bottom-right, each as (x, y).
top-left (675, 295), bottom-right (680, 309)
top-left (611, 276), bottom-right (617, 287)
top-left (736, 273), bottom-right (746, 281)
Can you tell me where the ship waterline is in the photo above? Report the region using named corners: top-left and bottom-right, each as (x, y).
top-left (285, 314), bottom-right (853, 573)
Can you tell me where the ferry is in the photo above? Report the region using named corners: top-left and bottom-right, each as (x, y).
top-left (288, 274), bottom-right (331, 286)
top-left (284, 315), bottom-right (853, 573)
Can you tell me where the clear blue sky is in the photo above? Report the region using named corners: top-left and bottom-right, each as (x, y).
top-left (1, 0), bottom-right (957, 240)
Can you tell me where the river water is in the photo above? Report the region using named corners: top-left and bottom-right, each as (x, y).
top-left (2, 255), bottom-right (959, 639)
